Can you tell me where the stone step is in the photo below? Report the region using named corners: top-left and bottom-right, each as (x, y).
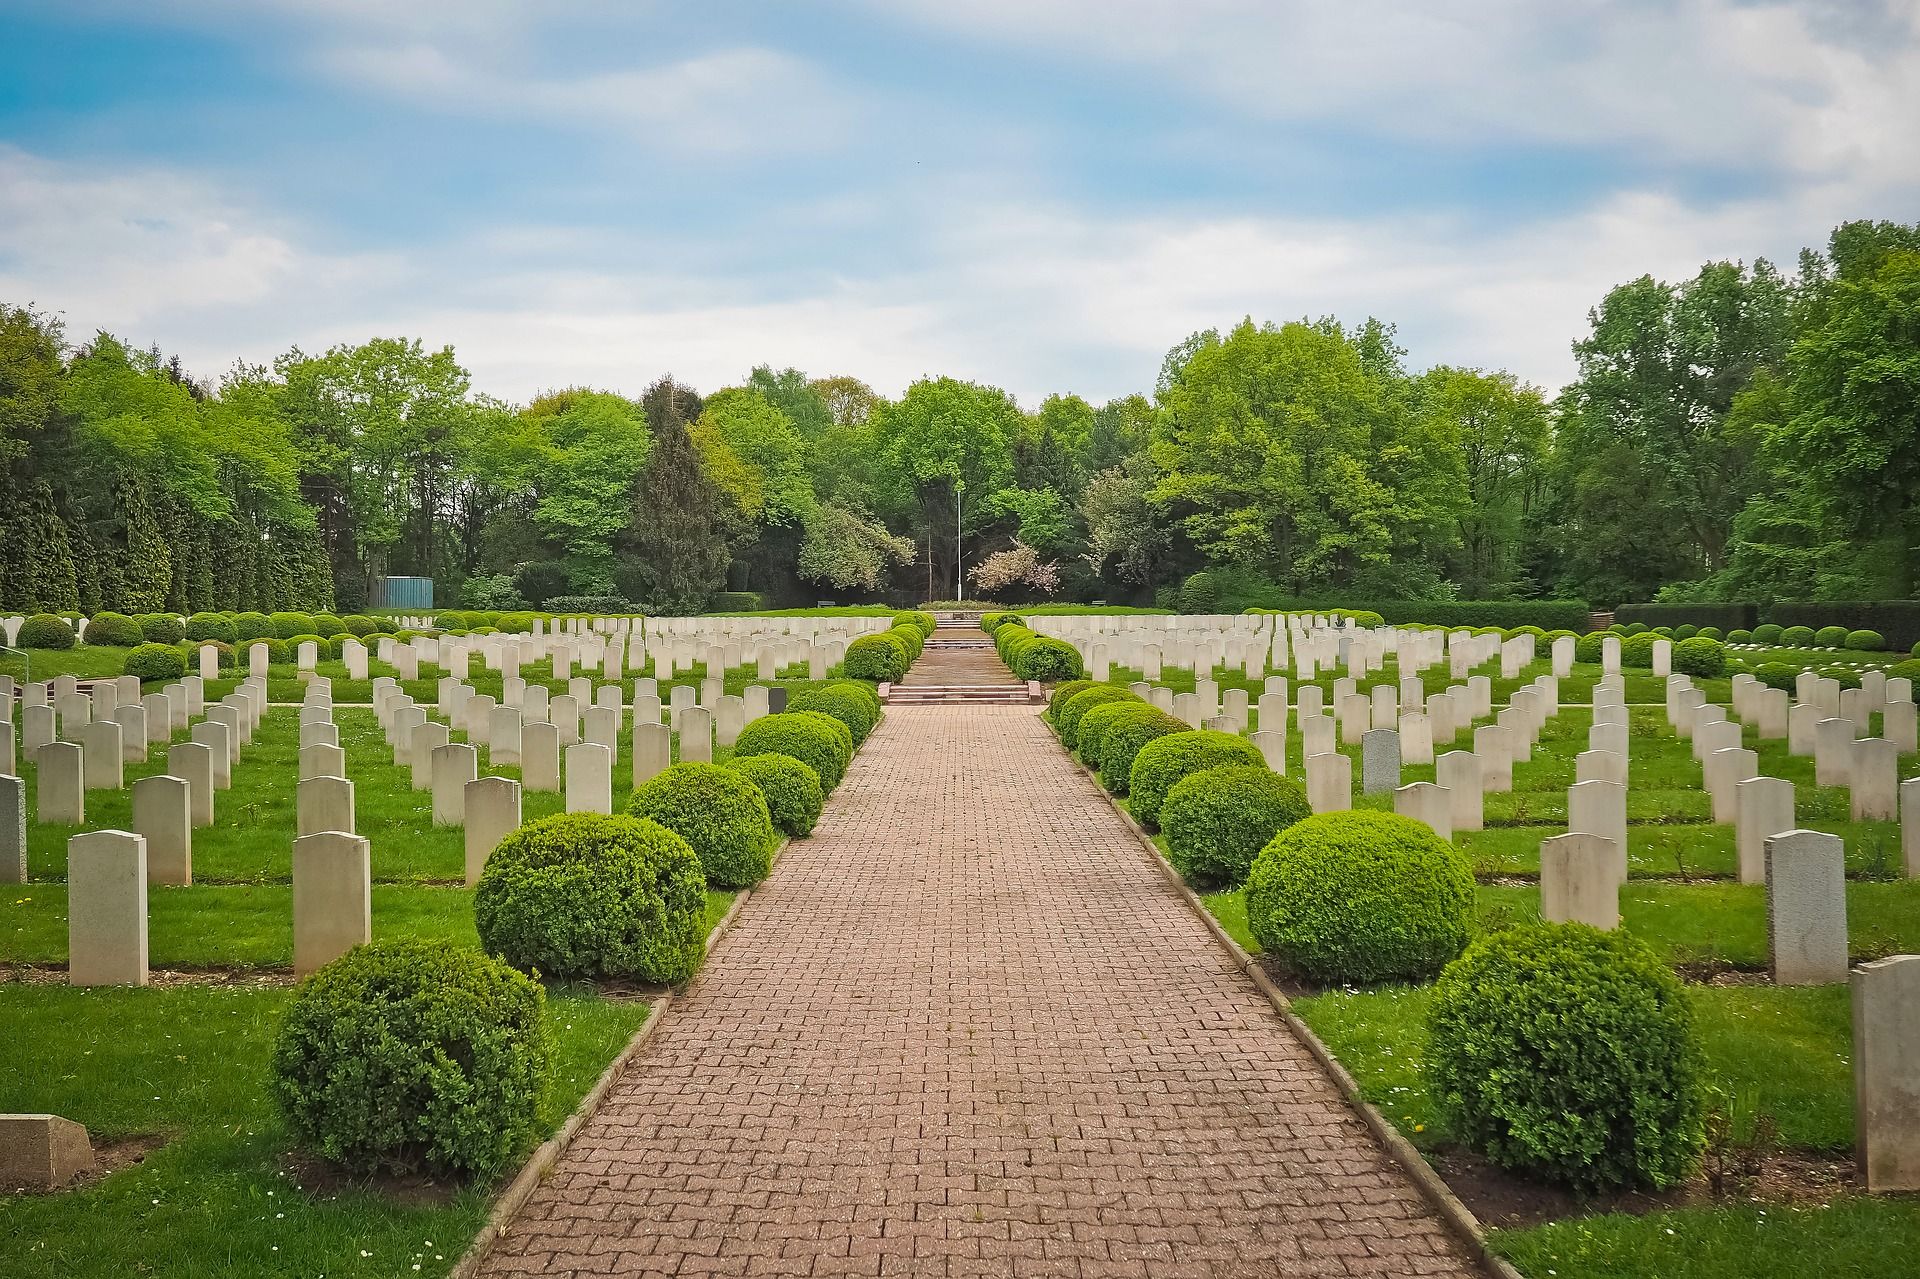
top-left (882, 682), bottom-right (1040, 704)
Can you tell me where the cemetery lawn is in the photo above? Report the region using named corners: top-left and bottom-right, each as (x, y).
top-left (0, 983), bottom-right (652, 1279)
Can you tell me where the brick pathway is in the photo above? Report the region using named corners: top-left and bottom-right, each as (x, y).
top-left (481, 705), bottom-right (1482, 1278)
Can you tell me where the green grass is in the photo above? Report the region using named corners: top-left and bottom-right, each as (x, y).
top-left (0, 983), bottom-right (650, 1279)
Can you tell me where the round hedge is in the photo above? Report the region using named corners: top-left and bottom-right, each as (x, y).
top-left (733, 711), bottom-right (852, 791)
top-left (1427, 923), bottom-right (1706, 1192)
top-left (1046, 679), bottom-right (1098, 724)
top-left (184, 611), bottom-right (238, 644)
top-left (787, 683), bottom-right (879, 746)
top-left (270, 611), bottom-right (317, 640)
top-left (1094, 705), bottom-right (1187, 794)
top-left (1671, 636), bottom-right (1726, 678)
top-left (83, 611), bottom-right (143, 647)
top-left (1727, 628), bottom-right (1753, 643)
top-left (1754, 662), bottom-right (1799, 692)
top-left (125, 643), bottom-right (186, 682)
top-left (1245, 810), bottom-right (1474, 983)
top-left (270, 938), bottom-right (549, 1178)
top-left (1674, 624), bottom-right (1698, 640)
top-left (1779, 625), bottom-right (1816, 647)
top-left (1057, 686), bottom-right (1139, 751)
top-left (1127, 729), bottom-right (1264, 829)
top-left (310, 614), bottom-right (348, 638)
top-left (1888, 658), bottom-right (1920, 684)
top-left (1010, 636), bottom-right (1084, 682)
top-left (135, 613), bottom-right (185, 645)
top-left (1162, 764), bottom-right (1309, 888)
top-left (843, 633), bottom-right (908, 682)
top-left (1696, 626), bottom-right (1723, 641)
top-left (1075, 698), bottom-right (1146, 768)
top-left (1573, 631), bottom-right (1605, 664)
top-left (627, 763), bottom-right (776, 889)
top-left (725, 752), bottom-right (824, 838)
top-left (474, 812), bottom-right (707, 982)
top-left (232, 611), bottom-right (274, 642)
top-left (17, 613), bottom-right (74, 649)
top-left (1751, 623), bottom-right (1784, 644)
top-left (1846, 629), bottom-right (1886, 651)
top-left (1619, 632), bottom-right (1656, 669)
top-left (1814, 625), bottom-right (1849, 648)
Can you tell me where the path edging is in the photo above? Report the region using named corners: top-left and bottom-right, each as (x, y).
top-left (1054, 726), bottom-right (1526, 1279)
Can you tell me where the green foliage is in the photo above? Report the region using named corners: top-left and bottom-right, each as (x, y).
top-left (232, 611), bottom-right (273, 642)
top-left (1245, 598), bottom-right (1590, 632)
top-left (1754, 662), bottom-right (1800, 691)
top-left (710, 591), bottom-right (764, 611)
top-left (124, 642), bottom-right (186, 681)
top-left (1074, 699), bottom-right (1142, 768)
top-left (626, 763), bottom-right (776, 889)
top-left (1009, 635), bottom-right (1084, 681)
top-left (1887, 659), bottom-right (1920, 683)
top-left (1093, 705), bottom-right (1186, 794)
top-left (16, 613), bottom-right (74, 649)
top-left (1127, 729), bottom-right (1264, 829)
top-left (1675, 624), bottom-right (1698, 639)
top-left (1780, 625), bottom-right (1816, 646)
top-left (1245, 810), bottom-right (1474, 983)
top-left (1574, 631), bottom-right (1605, 663)
top-left (183, 611), bottom-right (237, 644)
top-left (473, 812), bottom-right (707, 983)
top-left (309, 614), bottom-right (347, 637)
top-left (1727, 628), bottom-right (1752, 642)
top-left (786, 682), bottom-right (880, 746)
top-left (1752, 623), bottom-right (1784, 643)
top-left (270, 939), bottom-right (550, 1178)
top-left (83, 610), bottom-right (142, 646)
top-left (1056, 686), bottom-right (1138, 751)
top-left (1046, 679), bottom-right (1098, 723)
top-left (1765, 601), bottom-right (1920, 652)
top-left (1846, 629), bottom-right (1886, 650)
top-left (1619, 632), bottom-right (1657, 669)
top-left (1814, 625), bottom-right (1849, 647)
top-left (843, 633), bottom-right (909, 681)
top-left (734, 711), bottom-right (852, 791)
top-left (1672, 636), bottom-right (1727, 677)
top-left (269, 611), bottom-right (315, 639)
top-left (135, 612), bottom-right (184, 644)
top-left (1697, 626), bottom-right (1722, 640)
top-left (1614, 603), bottom-right (1756, 633)
top-left (1427, 923), bottom-right (1707, 1192)
top-left (1162, 764), bottom-right (1310, 888)
top-left (725, 752), bottom-right (824, 838)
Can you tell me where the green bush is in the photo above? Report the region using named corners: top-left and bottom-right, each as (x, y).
top-left (1671, 636), bottom-right (1726, 678)
top-left (16, 613), bottom-right (75, 649)
top-left (474, 812), bottom-right (707, 982)
top-left (1696, 626), bottom-right (1722, 641)
top-left (1813, 625), bottom-right (1848, 648)
top-left (708, 591), bottom-right (764, 611)
top-left (1674, 624), bottom-right (1698, 640)
top-left (1752, 623), bottom-right (1784, 644)
top-left (1009, 636), bottom-right (1084, 682)
top-left (1162, 765), bottom-right (1309, 888)
top-left (183, 611), bottom-right (237, 644)
top-left (1127, 729), bottom-right (1264, 829)
top-left (232, 611), bottom-right (274, 642)
top-left (1245, 810), bottom-right (1474, 983)
top-left (269, 611), bottom-right (316, 639)
top-left (627, 763), bottom-right (776, 889)
top-left (1046, 680), bottom-right (1098, 724)
top-left (84, 611), bottom-right (143, 646)
top-left (1573, 631), bottom-right (1605, 664)
top-left (787, 683), bottom-right (880, 746)
top-left (1727, 628), bottom-right (1752, 643)
top-left (1056, 686), bottom-right (1139, 752)
top-left (1779, 625), bottom-right (1816, 646)
top-left (270, 939), bottom-right (549, 1179)
top-left (124, 643), bottom-right (186, 682)
top-left (725, 753), bottom-right (824, 838)
top-left (892, 610), bottom-right (937, 637)
top-left (310, 614), bottom-right (347, 638)
top-left (733, 711), bottom-right (852, 791)
top-left (1887, 659), bottom-right (1920, 684)
top-left (341, 614), bottom-right (383, 636)
top-left (1075, 699), bottom-right (1144, 768)
top-left (1613, 603), bottom-right (1756, 633)
top-left (1427, 923), bottom-right (1706, 1193)
top-left (1619, 632), bottom-right (1656, 669)
top-left (1094, 705), bottom-right (1186, 794)
top-left (1178, 570), bottom-right (1219, 613)
top-left (1754, 662), bottom-right (1800, 692)
top-left (1845, 629), bottom-right (1886, 651)
top-left (134, 613), bottom-right (185, 645)
top-left (843, 633), bottom-right (909, 682)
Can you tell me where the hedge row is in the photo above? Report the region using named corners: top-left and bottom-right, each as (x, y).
top-left (1616, 601), bottom-right (1920, 651)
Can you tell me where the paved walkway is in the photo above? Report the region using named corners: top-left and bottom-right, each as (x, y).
top-left (481, 704), bottom-right (1481, 1278)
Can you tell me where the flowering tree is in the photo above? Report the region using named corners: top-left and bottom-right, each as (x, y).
top-left (969, 541), bottom-right (1060, 597)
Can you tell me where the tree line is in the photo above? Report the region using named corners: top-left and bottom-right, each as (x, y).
top-left (1, 217), bottom-right (1914, 617)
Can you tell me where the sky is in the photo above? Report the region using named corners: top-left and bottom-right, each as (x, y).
top-left (2, 0), bottom-right (1918, 407)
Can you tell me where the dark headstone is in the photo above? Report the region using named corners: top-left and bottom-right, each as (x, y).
top-left (768, 687), bottom-right (789, 713)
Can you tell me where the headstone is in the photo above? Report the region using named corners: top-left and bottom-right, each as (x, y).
top-left (1249, 729), bottom-right (1285, 773)
top-left (464, 776), bottom-right (521, 887)
top-left (1765, 829), bottom-right (1849, 986)
top-left (1906, 776), bottom-right (1920, 879)
top-left (565, 742), bottom-right (613, 814)
top-left (1472, 724), bottom-right (1514, 792)
top-left (680, 706), bottom-right (715, 764)
top-left (66, 830), bottom-right (147, 986)
top-left (409, 721), bottom-right (449, 791)
top-left (1568, 779), bottom-right (1628, 886)
top-left (167, 741), bottom-right (214, 827)
top-left (490, 704), bottom-right (523, 766)
top-left (1853, 954), bottom-right (1920, 1192)
top-left (1394, 781), bottom-right (1452, 841)
top-left (1435, 751), bottom-right (1483, 831)
top-left (297, 775), bottom-right (355, 837)
top-left (0, 776), bottom-right (25, 883)
top-left (1815, 717), bottom-right (1856, 787)
top-left (583, 705), bottom-right (620, 752)
top-left (432, 742), bottom-right (478, 826)
top-left (1398, 711), bottom-right (1433, 766)
top-left (0, 1114), bottom-right (94, 1190)
top-left (131, 775), bottom-right (191, 886)
top-left (79, 720), bottom-right (124, 791)
top-left (1735, 776), bottom-right (1795, 885)
top-left (1540, 832), bottom-right (1619, 929)
top-left (522, 721), bottom-right (561, 792)
top-left (1574, 749), bottom-right (1627, 786)
top-left (190, 721), bottom-right (231, 790)
top-left (111, 703), bottom-right (147, 763)
top-left (292, 831), bottom-right (371, 976)
top-left (298, 743), bottom-right (346, 781)
top-left (550, 694), bottom-right (581, 746)
top-left (35, 741), bottom-right (84, 825)
top-left (1361, 728), bottom-right (1400, 795)
top-left (1852, 738), bottom-right (1899, 821)
top-left (1304, 752), bottom-right (1350, 814)
top-left (1704, 746), bottom-right (1758, 824)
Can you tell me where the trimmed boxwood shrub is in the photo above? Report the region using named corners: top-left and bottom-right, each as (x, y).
top-left (733, 711), bottom-right (852, 791)
top-left (135, 613), bottom-right (185, 645)
top-left (1046, 679), bottom-right (1098, 724)
top-left (1887, 658), bottom-right (1920, 684)
top-left (1845, 629), bottom-right (1886, 651)
top-left (1427, 923), bottom-right (1706, 1192)
top-left (1162, 764), bottom-right (1309, 888)
top-left (1674, 624), bottom-right (1698, 640)
top-left (1573, 631), bottom-right (1605, 664)
top-left (1127, 729), bottom-right (1264, 829)
top-left (1094, 706), bottom-right (1186, 794)
top-left (17, 613), bottom-right (74, 649)
top-left (1696, 626), bottom-right (1722, 641)
top-left (1751, 623), bottom-right (1783, 644)
top-left (84, 611), bottom-right (143, 646)
top-left (1671, 636), bottom-right (1726, 678)
top-left (474, 812), bottom-right (707, 982)
top-left (627, 763), bottom-right (776, 888)
top-left (725, 752), bottom-right (824, 838)
top-left (788, 683), bottom-right (879, 746)
top-left (1754, 662), bottom-right (1800, 692)
top-left (270, 938), bottom-right (550, 1178)
top-left (1056, 686), bottom-right (1139, 752)
top-left (311, 614), bottom-right (348, 638)
top-left (1010, 636), bottom-right (1084, 682)
top-left (1814, 625), bottom-right (1848, 648)
top-left (1779, 625), bottom-right (1816, 647)
top-left (1246, 810), bottom-right (1474, 983)
top-left (184, 611), bottom-right (237, 643)
top-left (232, 611), bottom-right (274, 642)
top-left (270, 611), bottom-right (316, 640)
top-left (844, 633), bottom-right (909, 682)
top-left (1727, 628), bottom-right (1752, 643)
top-left (1075, 699), bottom-right (1144, 768)
top-left (124, 643), bottom-right (187, 682)
top-left (1619, 632), bottom-right (1656, 669)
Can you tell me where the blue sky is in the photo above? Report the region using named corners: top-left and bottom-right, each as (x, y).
top-left (3, 0), bottom-right (1917, 404)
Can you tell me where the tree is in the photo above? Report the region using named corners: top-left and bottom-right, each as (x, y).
top-left (796, 504), bottom-right (916, 594)
top-left (970, 542), bottom-right (1060, 598)
top-left (1416, 367), bottom-right (1549, 596)
top-left (512, 390), bottom-right (652, 589)
top-left (872, 376), bottom-right (1020, 591)
top-left (1079, 459), bottom-right (1168, 589)
top-left (618, 377), bottom-right (730, 612)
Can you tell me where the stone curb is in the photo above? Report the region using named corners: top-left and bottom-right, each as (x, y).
top-left (1051, 719), bottom-right (1527, 1279)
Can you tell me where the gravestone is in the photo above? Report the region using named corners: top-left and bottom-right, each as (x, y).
top-left (550, 694), bottom-right (581, 746)
top-left (409, 721), bottom-right (449, 791)
top-left (298, 743), bottom-right (346, 781)
top-left (1905, 776), bottom-right (1920, 878)
top-left (167, 741), bottom-right (214, 827)
top-left (1394, 781), bottom-right (1452, 841)
top-left (1435, 751), bottom-right (1483, 832)
top-left (633, 722), bottom-right (671, 788)
top-left (432, 742), bottom-right (478, 826)
top-left (1851, 738), bottom-right (1899, 821)
top-left (79, 720), bottom-right (123, 791)
top-left (1568, 779), bottom-right (1628, 885)
top-left (1398, 711), bottom-right (1433, 766)
top-left (190, 720), bottom-right (231, 790)
top-left (297, 775), bottom-right (355, 837)
top-left (464, 776), bottom-right (521, 887)
top-left (1249, 729), bottom-right (1285, 773)
top-left (1705, 745), bottom-right (1758, 824)
top-left (1814, 717), bottom-right (1856, 787)
top-left (35, 742), bottom-right (84, 825)
top-left (111, 703), bottom-right (147, 763)
top-left (1853, 955), bottom-right (1920, 1192)
top-left (0, 776), bottom-right (25, 883)
top-left (131, 775), bottom-right (191, 886)
top-left (292, 831), bottom-right (371, 976)
top-left (490, 704), bottom-right (523, 766)
top-left (1360, 728), bottom-right (1400, 795)
top-left (1304, 752), bottom-right (1350, 814)
top-left (0, 1114), bottom-right (94, 1190)
top-left (1735, 776), bottom-right (1795, 885)
top-left (680, 706), bottom-right (715, 764)
top-left (67, 830), bottom-right (147, 986)
top-left (565, 742), bottom-right (613, 814)
top-left (583, 705), bottom-right (620, 753)
top-left (522, 721), bottom-right (561, 792)
top-left (1574, 749), bottom-right (1627, 786)
top-left (1540, 832), bottom-right (1619, 929)
top-left (1472, 725), bottom-right (1514, 792)
top-left (1765, 829), bottom-right (1848, 986)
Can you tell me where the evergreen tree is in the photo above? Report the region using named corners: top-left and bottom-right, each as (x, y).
top-left (619, 377), bottom-right (730, 612)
